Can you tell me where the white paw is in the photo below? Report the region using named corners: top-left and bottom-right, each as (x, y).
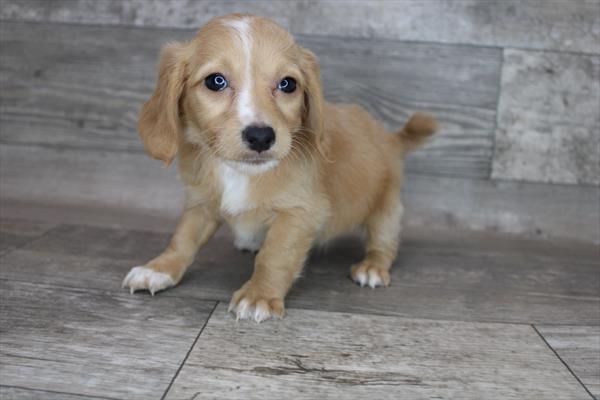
top-left (351, 263), bottom-right (390, 289)
top-left (122, 266), bottom-right (175, 296)
top-left (227, 286), bottom-right (285, 323)
top-left (228, 299), bottom-right (271, 323)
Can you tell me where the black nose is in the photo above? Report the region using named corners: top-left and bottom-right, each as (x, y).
top-left (242, 125), bottom-right (275, 153)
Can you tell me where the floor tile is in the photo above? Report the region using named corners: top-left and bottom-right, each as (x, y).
top-left (536, 325), bottom-right (600, 399)
top-left (0, 280), bottom-right (215, 399)
top-left (165, 304), bottom-right (590, 400)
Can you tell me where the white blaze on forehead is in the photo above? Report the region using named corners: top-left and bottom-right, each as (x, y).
top-left (223, 17), bottom-right (256, 125)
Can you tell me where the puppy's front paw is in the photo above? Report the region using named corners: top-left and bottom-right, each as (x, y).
top-left (122, 266), bottom-right (175, 295)
top-left (228, 281), bottom-right (285, 323)
top-left (351, 261), bottom-right (391, 289)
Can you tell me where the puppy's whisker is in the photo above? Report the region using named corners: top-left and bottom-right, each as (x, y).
top-left (292, 129), bottom-right (320, 162)
top-left (290, 133), bottom-right (320, 166)
top-left (295, 127), bottom-right (334, 163)
top-left (289, 139), bottom-right (310, 167)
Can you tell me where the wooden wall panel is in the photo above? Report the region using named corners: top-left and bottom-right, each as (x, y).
top-left (2, 0), bottom-right (598, 53)
top-left (493, 49), bottom-right (600, 185)
top-left (0, 21), bottom-right (501, 178)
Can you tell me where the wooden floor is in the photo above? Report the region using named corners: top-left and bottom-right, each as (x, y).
top-left (0, 204), bottom-right (598, 399)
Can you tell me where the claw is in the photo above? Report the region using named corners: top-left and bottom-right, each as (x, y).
top-left (122, 266), bottom-right (175, 296)
top-left (229, 296), bottom-right (282, 323)
top-left (355, 271), bottom-right (367, 287)
top-left (351, 262), bottom-right (390, 288)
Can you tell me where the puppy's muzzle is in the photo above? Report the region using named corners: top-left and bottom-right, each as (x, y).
top-left (242, 125), bottom-right (275, 153)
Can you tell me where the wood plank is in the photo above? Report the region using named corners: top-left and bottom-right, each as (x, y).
top-left (401, 173), bottom-right (600, 244)
top-left (165, 303), bottom-right (590, 400)
top-left (0, 386), bottom-right (111, 400)
top-left (0, 218), bottom-right (58, 257)
top-left (1, 144), bottom-right (598, 243)
top-left (0, 145), bottom-right (183, 214)
top-left (0, 198), bottom-right (178, 234)
top-left (2, 0), bottom-right (598, 53)
top-left (1, 223), bottom-right (597, 325)
top-left (536, 325), bottom-right (600, 398)
top-left (493, 49), bottom-right (600, 185)
top-left (0, 279), bottom-right (215, 399)
top-left (0, 20), bottom-right (501, 178)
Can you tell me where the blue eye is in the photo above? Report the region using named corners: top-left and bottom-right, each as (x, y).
top-left (205, 73), bottom-right (228, 91)
top-left (278, 77), bottom-right (296, 93)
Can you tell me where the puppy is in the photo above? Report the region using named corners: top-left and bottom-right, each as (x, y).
top-left (122, 14), bottom-right (437, 322)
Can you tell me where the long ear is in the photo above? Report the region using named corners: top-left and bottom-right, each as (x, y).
top-left (300, 48), bottom-right (328, 157)
top-left (138, 42), bottom-right (188, 165)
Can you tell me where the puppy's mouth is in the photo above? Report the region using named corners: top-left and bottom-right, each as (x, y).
top-left (223, 155), bottom-right (279, 174)
top-left (240, 157), bottom-right (272, 165)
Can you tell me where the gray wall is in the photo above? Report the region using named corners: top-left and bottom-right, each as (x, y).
top-left (0, 0), bottom-right (598, 242)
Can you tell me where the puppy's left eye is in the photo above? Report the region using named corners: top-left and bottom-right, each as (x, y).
top-left (277, 77), bottom-right (296, 93)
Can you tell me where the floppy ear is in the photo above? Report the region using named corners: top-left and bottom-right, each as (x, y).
top-left (138, 42), bottom-right (188, 165)
top-left (300, 48), bottom-right (328, 156)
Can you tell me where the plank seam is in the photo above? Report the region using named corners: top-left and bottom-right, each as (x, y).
top-left (489, 47), bottom-right (505, 180)
top-left (161, 301), bottom-right (219, 400)
top-left (531, 324), bottom-right (597, 400)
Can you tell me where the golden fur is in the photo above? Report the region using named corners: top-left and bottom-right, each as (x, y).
top-left (122, 14), bottom-right (437, 322)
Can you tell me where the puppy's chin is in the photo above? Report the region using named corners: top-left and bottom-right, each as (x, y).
top-left (223, 159), bottom-right (279, 175)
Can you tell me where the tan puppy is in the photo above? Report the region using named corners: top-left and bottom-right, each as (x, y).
top-left (122, 14), bottom-right (437, 322)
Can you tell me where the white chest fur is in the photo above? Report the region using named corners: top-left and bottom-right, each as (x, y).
top-left (218, 162), bottom-right (253, 215)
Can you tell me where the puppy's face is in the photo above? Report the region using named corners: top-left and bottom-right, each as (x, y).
top-left (139, 15), bottom-right (324, 173)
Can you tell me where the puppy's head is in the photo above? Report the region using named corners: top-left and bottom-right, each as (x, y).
top-left (139, 14), bottom-right (324, 173)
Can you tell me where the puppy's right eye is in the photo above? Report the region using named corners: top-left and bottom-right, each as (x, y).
top-left (205, 73), bottom-right (228, 91)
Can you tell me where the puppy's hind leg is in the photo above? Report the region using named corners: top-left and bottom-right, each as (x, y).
top-left (351, 191), bottom-right (403, 289)
top-left (123, 205), bottom-right (219, 295)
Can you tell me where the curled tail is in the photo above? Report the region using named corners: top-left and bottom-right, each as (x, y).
top-left (397, 113), bottom-right (438, 154)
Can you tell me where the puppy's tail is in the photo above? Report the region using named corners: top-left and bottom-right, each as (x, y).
top-left (396, 113), bottom-right (438, 154)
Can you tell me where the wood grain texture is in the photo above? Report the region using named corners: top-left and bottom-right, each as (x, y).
top-left (0, 386), bottom-right (111, 400)
top-left (1, 223), bottom-right (597, 325)
top-left (536, 325), bottom-right (600, 398)
top-left (1, 198), bottom-right (178, 234)
top-left (2, 0), bottom-right (598, 53)
top-left (2, 144), bottom-right (598, 243)
top-left (165, 303), bottom-right (590, 400)
top-left (0, 145), bottom-right (183, 214)
top-left (0, 20), bottom-right (501, 178)
top-left (0, 218), bottom-right (57, 256)
top-left (0, 279), bottom-right (215, 399)
top-left (493, 49), bottom-right (600, 185)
